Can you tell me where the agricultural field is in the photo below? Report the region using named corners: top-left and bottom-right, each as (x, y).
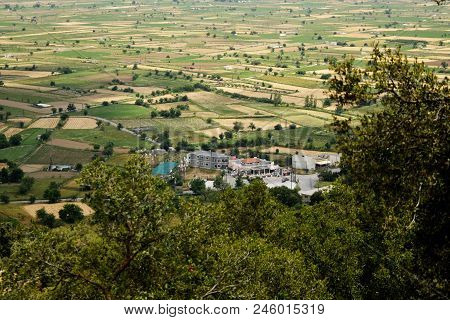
top-left (24, 144), bottom-right (98, 165)
top-left (23, 202), bottom-right (93, 218)
top-left (0, 203), bottom-right (31, 223)
top-left (0, 127), bottom-right (46, 161)
top-left (27, 117), bottom-right (59, 128)
top-left (51, 125), bottom-right (142, 148)
top-left (0, 0), bottom-right (447, 201)
top-left (82, 104), bottom-right (151, 120)
top-left (0, 174), bottom-right (82, 201)
top-left (62, 117), bottom-right (98, 129)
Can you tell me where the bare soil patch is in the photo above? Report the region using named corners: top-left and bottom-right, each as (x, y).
top-left (185, 168), bottom-right (220, 181)
top-left (226, 104), bottom-right (271, 116)
top-left (28, 118), bottom-right (59, 129)
top-left (23, 202), bottom-right (94, 218)
top-left (4, 82), bottom-right (57, 92)
top-left (195, 111), bottom-right (219, 118)
top-left (62, 117), bottom-right (98, 130)
top-left (20, 164), bottom-right (46, 173)
top-left (8, 117), bottom-right (32, 124)
top-left (0, 99), bottom-right (50, 114)
top-left (114, 147), bottom-right (130, 154)
top-left (4, 127), bottom-right (24, 138)
top-left (47, 138), bottom-right (92, 150)
top-left (195, 127), bottom-right (227, 137)
top-left (0, 70), bottom-right (54, 78)
top-left (186, 91), bottom-right (238, 105)
top-left (27, 171), bottom-right (77, 179)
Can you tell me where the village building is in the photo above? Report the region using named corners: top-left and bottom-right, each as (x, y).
top-left (228, 157), bottom-right (288, 177)
top-left (319, 153), bottom-right (341, 166)
top-left (186, 150), bottom-right (229, 170)
top-left (49, 164), bottom-right (72, 172)
top-left (35, 103), bottom-right (52, 108)
top-left (292, 153), bottom-right (341, 171)
top-left (292, 154), bottom-right (316, 171)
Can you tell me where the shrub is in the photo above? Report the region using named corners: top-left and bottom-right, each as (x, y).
top-left (59, 204), bottom-right (84, 224)
top-left (43, 182), bottom-right (60, 203)
top-left (0, 193), bottom-right (9, 204)
top-left (36, 208), bottom-right (56, 228)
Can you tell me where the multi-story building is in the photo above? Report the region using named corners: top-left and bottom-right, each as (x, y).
top-left (186, 150), bottom-right (229, 170)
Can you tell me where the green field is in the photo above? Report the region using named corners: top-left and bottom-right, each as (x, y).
top-left (0, 105), bottom-right (39, 119)
top-left (0, 87), bottom-right (66, 104)
top-left (0, 145), bottom-right (37, 162)
top-left (84, 104), bottom-right (151, 120)
top-left (0, 176), bottom-right (82, 202)
top-left (0, 203), bottom-right (31, 223)
top-left (25, 145), bottom-right (98, 165)
top-left (0, 0), bottom-right (447, 167)
top-left (0, 128), bottom-right (45, 162)
top-left (52, 126), bottom-right (142, 148)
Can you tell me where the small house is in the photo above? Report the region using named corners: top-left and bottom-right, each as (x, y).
top-left (49, 164), bottom-right (72, 172)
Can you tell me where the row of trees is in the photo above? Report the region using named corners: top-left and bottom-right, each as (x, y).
top-left (50, 103), bottom-right (77, 114)
top-left (0, 133), bottom-right (22, 149)
top-left (0, 162), bottom-right (24, 184)
top-left (36, 204), bottom-right (84, 228)
top-left (148, 103), bottom-right (190, 119)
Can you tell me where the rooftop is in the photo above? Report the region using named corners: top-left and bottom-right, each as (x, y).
top-left (241, 158), bottom-right (261, 164)
top-left (36, 103), bottom-right (52, 108)
top-left (190, 150), bottom-right (229, 158)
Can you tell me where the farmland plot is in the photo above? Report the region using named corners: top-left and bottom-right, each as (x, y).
top-left (216, 117), bottom-right (284, 131)
top-left (63, 117), bottom-right (98, 129)
top-left (28, 118), bottom-right (59, 129)
top-left (23, 202), bottom-right (94, 218)
top-left (4, 127), bottom-right (24, 138)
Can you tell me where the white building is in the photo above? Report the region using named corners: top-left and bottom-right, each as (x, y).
top-left (292, 154), bottom-right (316, 170)
top-left (186, 150), bottom-right (229, 170)
top-left (264, 176), bottom-right (298, 190)
top-left (292, 153), bottom-right (341, 171)
top-left (325, 153), bottom-right (341, 165)
top-left (228, 157), bottom-right (286, 177)
top-left (36, 103), bottom-right (52, 108)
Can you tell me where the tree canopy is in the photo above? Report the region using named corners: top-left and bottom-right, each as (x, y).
top-left (328, 46), bottom-right (449, 298)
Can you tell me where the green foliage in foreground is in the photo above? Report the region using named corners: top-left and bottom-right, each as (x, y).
top-left (328, 46), bottom-right (449, 299)
top-left (0, 157), bottom-right (325, 299)
top-left (0, 48), bottom-right (448, 300)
